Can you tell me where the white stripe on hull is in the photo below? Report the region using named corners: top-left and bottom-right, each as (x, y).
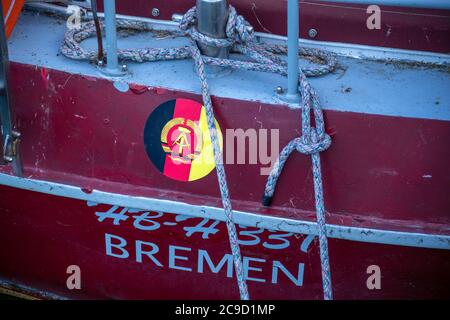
top-left (0, 173), bottom-right (449, 250)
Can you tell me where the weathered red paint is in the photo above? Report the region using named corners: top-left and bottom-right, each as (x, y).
top-left (0, 185), bottom-right (449, 299)
top-left (1, 61), bottom-right (449, 299)
top-left (97, 0), bottom-right (450, 53)
top-left (7, 62), bottom-right (450, 234)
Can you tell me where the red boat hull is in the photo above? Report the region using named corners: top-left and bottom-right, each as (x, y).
top-left (1, 185), bottom-right (450, 299)
top-left (5, 63), bottom-right (450, 229)
top-left (0, 62), bottom-right (449, 299)
top-left (1, 2), bottom-right (449, 298)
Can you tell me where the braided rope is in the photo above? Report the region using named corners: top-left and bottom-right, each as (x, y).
top-left (187, 37), bottom-right (250, 300)
top-left (61, 6), bottom-right (336, 300)
top-left (181, 6), bottom-right (251, 300)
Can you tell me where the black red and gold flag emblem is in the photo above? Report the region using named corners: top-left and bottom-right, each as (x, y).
top-left (144, 98), bottom-right (223, 182)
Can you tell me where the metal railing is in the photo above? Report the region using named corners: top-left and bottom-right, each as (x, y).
top-left (101, 0), bottom-right (126, 76)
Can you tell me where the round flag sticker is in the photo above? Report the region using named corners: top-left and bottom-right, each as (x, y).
top-left (144, 98), bottom-right (223, 182)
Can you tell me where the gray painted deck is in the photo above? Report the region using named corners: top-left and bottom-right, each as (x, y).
top-left (8, 11), bottom-right (450, 121)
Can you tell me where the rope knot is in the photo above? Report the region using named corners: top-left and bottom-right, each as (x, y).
top-left (179, 6), bottom-right (253, 49)
top-left (226, 6), bottom-right (254, 43)
top-left (295, 129), bottom-right (331, 155)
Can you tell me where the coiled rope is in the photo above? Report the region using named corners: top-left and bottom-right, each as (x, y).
top-left (61, 5), bottom-right (336, 300)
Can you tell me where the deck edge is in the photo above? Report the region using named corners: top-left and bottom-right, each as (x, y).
top-left (1, 172), bottom-right (449, 250)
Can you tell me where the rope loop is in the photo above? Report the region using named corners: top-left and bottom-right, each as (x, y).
top-left (188, 27), bottom-right (234, 48)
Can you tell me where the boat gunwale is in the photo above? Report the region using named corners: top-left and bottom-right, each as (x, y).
top-left (1, 171), bottom-right (449, 251)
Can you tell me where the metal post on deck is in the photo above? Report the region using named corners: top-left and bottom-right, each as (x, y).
top-left (287, 0), bottom-right (300, 102)
top-left (195, 0), bottom-right (231, 75)
top-left (100, 0), bottom-right (127, 76)
top-left (278, 0), bottom-right (301, 103)
top-left (196, 0), bottom-right (229, 59)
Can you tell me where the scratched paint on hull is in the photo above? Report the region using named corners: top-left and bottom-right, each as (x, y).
top-left (0, 185), bottom-right (449, 299)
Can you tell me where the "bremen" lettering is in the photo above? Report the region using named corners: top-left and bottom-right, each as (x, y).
top-left (105, 233), bottom-right (304, 287)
